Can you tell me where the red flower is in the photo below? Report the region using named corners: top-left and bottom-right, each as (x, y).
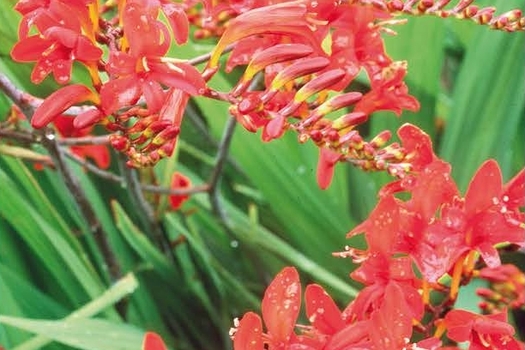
top-left (11, 26), bottom-right (102, 85)
top-left (432, 160), bottom-right (524, 270)
top-left (233, 267), bottom-right (302, 350)
top-left (100, 1), bottom-right (205, 115)
top-left (354, 61), bottom-right (420, 116)
top-left (11, 0), bottom-right (101, 85)
top-left (346, 254), bottom-right (423, 323)
top-left (142, 332), bottom-right (167, 350)
top-left (169, 172), bottom-right (192, 210)
top-left (443, 310), bottom-right (524, 350)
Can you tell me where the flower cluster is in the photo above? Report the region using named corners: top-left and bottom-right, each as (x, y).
top-left (230, 127), bottom-right (525, 349)
top-left (11, 0), bottom-right (205, 168)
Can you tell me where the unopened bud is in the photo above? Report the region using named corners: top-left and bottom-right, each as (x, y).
top-left (332, 112), bottom-right (368, 130)
top-left (243, 44), bottom-right (314, 82)
top-left (270, 57), bottom-right (330, 91)
top-left (110, 135), bottom-right (130, 152)
top-left (293, 69), bottom-right (346, 103)
top-left (370, 130), bottom-right (392, 148)
top-left (474, 7), bottom-right (495, 25)
top-left (321, 92), bottom-right (363, 114)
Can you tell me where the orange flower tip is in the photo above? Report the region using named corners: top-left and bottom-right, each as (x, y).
top-left (32, 85), bottom-right (99, 129)
top-left (142, 332), bottom-right (167, 350)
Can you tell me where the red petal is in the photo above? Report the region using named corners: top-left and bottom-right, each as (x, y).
top-left (142, 332), bottom-right (167, 350)
top-left (74, 108), bottom-right (104, 129)
top-left (325, 320), bottom-right (371, 350)
top-left (465, 160), bottom-right (502, 217)
top-left (305, 284), bottom-right (345, 334)
top-left (409, 160), bottom-right (458, 220)
top-left (72, 145), bottom-right (111, 169)
top-left (369, 284), bottom-right (412, 349)
top-left (397, 123), bottom-right (435, 170)
top-left (123, 3), bottom-right (170, 57)
top-left (142, 79), bottom-right (166, 113)
top-left (11, 35), bottom-right (53, 61)
top-left (169, 172), bottom-right (191, 210)
top-left (51, 59), bottom-right (73, 84)
top-left (261, 267), bottom-right (301, 343)
top-left (243, 43), bottom-right (314, 81)
top-left (148, 60), bottom-right (206, 96)
top-left (159, 89), bottom-right (190, 126)
top-left (262, 113), bottom-right (286, 141)
top-left (233, 312), bottom-right (263, 350)
top-left (162, 3), bottom-right (189, 45)
top-left (32, 85), bottom-right (98, 128)
top-left (502, 167), bottom-right (525, 209)
top-left (100, 76), bottom-right (141, 114)
top-left (316, 147), bottom-right (341, 190)
top-left (45, 26), bottom-right (78, 48)
top-left (444, 309), bottom-right (475, 342)
top-left (74, 36), bottom-right (103, 62)
top-left (347, 195), bottom-right (399, 255)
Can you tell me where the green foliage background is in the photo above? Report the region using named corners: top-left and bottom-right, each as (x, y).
top-left (0, 0), bottom-right (524, 349)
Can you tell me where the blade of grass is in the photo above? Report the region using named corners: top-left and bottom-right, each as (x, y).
top-left (6, 273), bottom-right (138, 350)
top-left (0, 166), bottom-right (105, 305)
top-left (439, 7), bottom-right (525, 188)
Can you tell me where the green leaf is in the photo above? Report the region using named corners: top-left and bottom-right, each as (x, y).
top-left (0, 317), bottom-right (145, 350)
top-left (439, 7), bottom-right (525, 188)
top-left (8, 273), bottom-right (139, 350)
top-left (0, 165), bottom-right (105, 305)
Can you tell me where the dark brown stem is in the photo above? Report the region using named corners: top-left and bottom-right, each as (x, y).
top-left (41, 130), bottom-right (122, 282)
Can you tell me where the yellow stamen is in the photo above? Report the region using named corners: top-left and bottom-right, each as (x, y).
top-left (450, 254), bottom-right (466, 301)
top-left (433, 319), bottom-right (446, 338)
top-left (422, 279), bottom-right (430, 305)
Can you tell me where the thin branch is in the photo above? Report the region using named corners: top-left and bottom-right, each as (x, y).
top-left (63, 149), bottom-right (209, 195)
top-left (0, 72), bottom-right (95, 117)
top-left (42, 130), bottom-right (122, 282)
top-left (0, 128), bottom-right (35, 143)
top-left (116, 155), bottom-right (179, 261)
top-left (59, 135), bottom-right (111, 146)
top-left (207, 116), bottom-right (237, 222)
top-left (0, 73), bottom-right (34, 118)
top-left (187, 43), bottom-right (236, 66)
top-left (0, 73), bottom-right (122, 284)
